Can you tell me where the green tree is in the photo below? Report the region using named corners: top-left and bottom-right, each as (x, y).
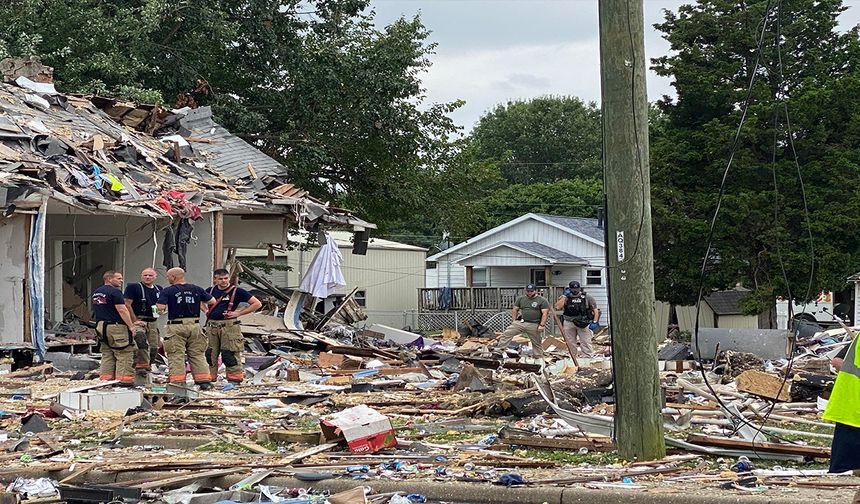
top-left (650, 0), bottom-right (860, 309)
top-left (0, 0), bottom-right (461, 229)
top-left (466, 178), bottom-right (603, 235)
top-left (378, 138), bottom-right (505, 248)
top-left (471, 96), bottom-right (602, 184)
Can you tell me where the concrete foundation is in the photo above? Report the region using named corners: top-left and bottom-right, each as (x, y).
top-left (693, 328), bottom-right (790, 360)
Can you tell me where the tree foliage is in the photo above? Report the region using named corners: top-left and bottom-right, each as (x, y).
top-left (650, 0), bottom-right (860, 309)
top-left (471, 96), bottom-right (602, 184)
top-left (465, 178), bottom-right (603, 234)
top-left (0, 0), bottom-right (462, 229)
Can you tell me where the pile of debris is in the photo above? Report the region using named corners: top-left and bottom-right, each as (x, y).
top-left (0, 302), bottom-right (856, 503)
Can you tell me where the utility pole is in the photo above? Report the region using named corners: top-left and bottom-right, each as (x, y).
top-left (599, 0), bottom-right (665, 460)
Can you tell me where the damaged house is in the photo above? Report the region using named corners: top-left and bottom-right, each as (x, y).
top-left (0, 62), bottom-right (372, 359)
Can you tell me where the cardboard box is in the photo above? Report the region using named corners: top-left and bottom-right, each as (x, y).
top-left (58, 388), bottom-right (142, 411)
top-left (320, 405), bottom-right (396, 454)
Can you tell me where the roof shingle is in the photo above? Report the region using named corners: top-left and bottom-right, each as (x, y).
top-left (536, 214), bottom-right (604, 242)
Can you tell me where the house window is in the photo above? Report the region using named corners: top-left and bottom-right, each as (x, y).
top-left (586, 269), bottom-right (603, 286)
top-left (354, 290), bottom-right (367, 307)
top-left (530, 268), bottom-right (547, 287)
top-left (473, 268), bottom-right (488, 287)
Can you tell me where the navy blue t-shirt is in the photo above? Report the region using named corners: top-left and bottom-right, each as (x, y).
top-left (123, 283), bottom-right (163, 318)
top-left (91, 285), bottom-right (125, 323)
top-left (206, 285), bottom-right (253, 320)
top-left (157, 284), bottom-right (213, 320)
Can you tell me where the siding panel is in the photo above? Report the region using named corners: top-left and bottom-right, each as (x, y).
top-left (238, 246), bottom-right (426, 325)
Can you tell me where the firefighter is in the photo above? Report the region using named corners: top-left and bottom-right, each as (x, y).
top-left (123, 268), bottom-right (163, 375)
top-left (92, 271), bottom-right (143, 386)
top-left (205, 269), bottom-right (262, 384)
top-left (156, 267), bottom-right (216, 390)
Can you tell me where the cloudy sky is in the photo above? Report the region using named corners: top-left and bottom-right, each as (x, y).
top-left (370, 0), bottom-right (860, 131)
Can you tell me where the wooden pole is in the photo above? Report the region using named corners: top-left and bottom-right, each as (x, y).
top-left (213, 211), bottom-right (224, 269)
top-left (599, 0), bottom-right (665, 460)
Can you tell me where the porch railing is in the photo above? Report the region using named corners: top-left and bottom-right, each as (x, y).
top-left (419, 286), bottom-right (565, 312)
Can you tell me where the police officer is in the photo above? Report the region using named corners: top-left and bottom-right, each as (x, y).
top-left (91, 271), bottom-right (143, 386)
top-left (123, 268), bottom-right (163, 375)
top-left (554, 280), bottom-right (599, 357)
top-left (205, 269), bottom-right (262, 384)
top-left (156, 267), bottom-right (216, 390)
top-left (824, 335), bottom-right (860, 501)
top-left (495, 284), bottom-right (550, 361)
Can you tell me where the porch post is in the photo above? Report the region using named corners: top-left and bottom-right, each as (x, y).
top-left (465, 266), bottom-right (474, 287)
top-left (213, 211), bottom-right (224, 269)
top-left (544, 265), bottom-right (552, 286)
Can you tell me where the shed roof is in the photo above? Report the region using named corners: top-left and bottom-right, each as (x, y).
top-left (704, 288), bottom-right (751, 316)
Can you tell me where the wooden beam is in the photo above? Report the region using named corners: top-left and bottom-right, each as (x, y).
top-left (457, 355), bottom-right (541, 372)
top-left (499, 433), bottom-right (614, 452)
top-left (465, 266), bottom-right (474, 287)
top-left (213, 211), bottom-right (224, 269)
top-left (137, 468), bottom-right (246, 490)
top-left (544, 265), bottom-right (552, 286)
top-left (686, 434), bottom-right (830, 458)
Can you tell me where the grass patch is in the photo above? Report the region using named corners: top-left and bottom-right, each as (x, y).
top-left (253, 439), bottom-right (282, 451)
top-left (512, 448), bottom-right (622, 465)
top-left (288, 416), bottom-right (322, 432)
top-left (424, 431), bottom-right (483, 443)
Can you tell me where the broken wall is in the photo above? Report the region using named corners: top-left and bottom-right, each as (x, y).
top-left (223, 216), bottom-right (285, 249)
top-left (45, 212), bottom-right (214, 322)
top-left (0, 215), bottom-right (28, 343)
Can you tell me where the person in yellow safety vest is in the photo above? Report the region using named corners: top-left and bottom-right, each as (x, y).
top-left (823, 336), bottom-right (860, 503)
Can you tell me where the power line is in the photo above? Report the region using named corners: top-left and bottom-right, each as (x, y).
top-left (690, 0), bottom-right (815, 449)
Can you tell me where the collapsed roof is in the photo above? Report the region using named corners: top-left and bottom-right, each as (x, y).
top-left (0, 76), bottom-right (372, 230)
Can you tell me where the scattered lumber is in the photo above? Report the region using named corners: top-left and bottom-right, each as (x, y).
top-left (686, 434), bottom-right (830, 458)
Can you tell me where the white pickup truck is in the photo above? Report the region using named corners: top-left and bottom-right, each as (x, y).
top-left (775, 291), bottom-right (848, 329)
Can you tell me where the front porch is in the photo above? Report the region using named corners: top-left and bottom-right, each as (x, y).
top-left (418, 285), bottom-right (566, 312)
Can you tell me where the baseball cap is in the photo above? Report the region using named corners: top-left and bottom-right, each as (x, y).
top-left (525, 284), bottom-right (536, 291)
top-left (569, 281), bottom-right (581, 289)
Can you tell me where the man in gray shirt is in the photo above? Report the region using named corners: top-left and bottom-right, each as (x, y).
top-left (495, 284), bottom-right (550, 361)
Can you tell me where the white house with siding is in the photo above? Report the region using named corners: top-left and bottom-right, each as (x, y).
top-left (235, 231), bottom-right (426, 328)
top-left (425, 213), bottom-right (609, 324)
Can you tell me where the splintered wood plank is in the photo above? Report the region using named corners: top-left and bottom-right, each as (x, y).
top-left (686, 434), bottom-right (830, 458)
